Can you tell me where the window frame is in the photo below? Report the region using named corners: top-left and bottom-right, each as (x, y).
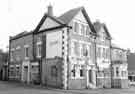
top-left (24, 45), bottom-right (29, 59)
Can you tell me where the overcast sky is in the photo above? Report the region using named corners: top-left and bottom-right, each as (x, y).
top-left (1, 0), bottom-right (135, 51)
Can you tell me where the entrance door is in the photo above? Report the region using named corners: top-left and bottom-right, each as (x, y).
top-left (23, 66), bottom-right (28, 83)
top-left (89, 70), bottom-right (92, 83)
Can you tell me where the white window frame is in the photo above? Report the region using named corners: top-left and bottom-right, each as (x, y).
top-left (36, 41), bottom-right (42, 58)
top-left (10, 48), bottom-right (15, 62)
top-left (16, 46), bottom-right (21, 50)
top-left (71, 39), bottom-right (91, 58)
top-left (24, 45), bottom-right (29, 60)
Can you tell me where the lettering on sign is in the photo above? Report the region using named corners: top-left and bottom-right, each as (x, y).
top-left (49, 40), bottom-right (59, 46)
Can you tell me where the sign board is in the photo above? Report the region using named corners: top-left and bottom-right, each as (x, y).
top-left (46, 31), bottom-right (62, 58)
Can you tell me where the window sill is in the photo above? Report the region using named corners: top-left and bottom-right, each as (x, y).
top-left (36, 55), bottom-right (41, 58)
top-left (70, 76), bottom-right (85, 79)
top-left (25, 57), bottom-right (29, 60)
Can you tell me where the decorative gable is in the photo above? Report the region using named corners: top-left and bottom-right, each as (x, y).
top-left (39, 17), bottom-right (61, 31)
top-left (74, 11), bottom-right (87, 24)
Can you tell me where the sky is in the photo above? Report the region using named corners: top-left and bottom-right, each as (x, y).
top-left (1, 0), bottom-right (135, 52)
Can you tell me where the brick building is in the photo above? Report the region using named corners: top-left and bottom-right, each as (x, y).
top-left (8, 6), bottom-right (128, 89)
top-left (93, 21), bottom-right (112, 88)
top-left (111, 45), bottom-right (128, 88)
top-left (127, 52), bottom-right (135, 86)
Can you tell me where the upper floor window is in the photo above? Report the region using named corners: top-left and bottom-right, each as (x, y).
top-left (37, 44), bottom-right (41, 57)
top-left (122, 71), bottom-right (126, 77)
top-left (74, 22), bottom-right (79, 33)
top-left (119, 52), bottom-right (123, 60)
top-left (97, 47), bottom-right (101, 58)
top-left (10, 51), bottom-right (13, 62)
top-left (10, 48), bottom-right (15, 62)
top-left (82, 44), bottom-right (88, 57)
top-left (106, 48), bottom-right (110, 59)
top-left (74, 41), bottom-right (80, 56)
top-left (86, 25), bottom-right (90, 35)
top-left (89, 45), bottom-right (92, 58)
top-left (102, 48), bottom-right (106, 59)
top-left (51, 66), bottom-right (57, 77)
top-left (81, 24), bottom-right (85, 35)
top-left (116, 67), bottom-right (119, 77)
top-left (24, 46), bottom-right (29, 59)
top-left (36, 41), bottom-right (42, 58)
top-left (16, 46), bottom-right (21, 50)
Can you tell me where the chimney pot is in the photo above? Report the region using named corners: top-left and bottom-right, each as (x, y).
top-left (48, 4), bottom-right (53, 16)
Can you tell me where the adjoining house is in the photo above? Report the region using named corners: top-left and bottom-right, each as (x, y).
top-left (9, 6), bottom-right (97, 89)
top-left (0, 51), bottom-right (8, 81)
top-left (8, 5), bottom-right (129, 89)
top-left (127, 52), bottom-right (135, 86)
top-left (111, 45), bottom-right (128, 88)
top-left (93, 21), bottom-right (112, 88)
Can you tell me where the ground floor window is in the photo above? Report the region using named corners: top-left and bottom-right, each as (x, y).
top-left (97, 71), bottom-right (104, 78)
top-left (129, 76), bottom-right (135, 82)
top-left (80, 69), bottom-right (84, 77)
top-left (80, 65), bottom-right (85, 77)
top-left (116, 67), bottom-right (119, 77)
top-left (51, 66), bottom-right (57, 77)
top-left (31, 65), bottom-right (39, 84)
top-left (71, 69), bottom-right (76, 77)
top-left (122, 71), bottom-right (126, 77)
top-left (16, 66), bottom-right (20, 78)
top-left (9, 66), bottom-right (15, 78)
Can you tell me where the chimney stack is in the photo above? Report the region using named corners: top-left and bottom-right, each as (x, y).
top-left (47, 4), bottom-right (53, 16)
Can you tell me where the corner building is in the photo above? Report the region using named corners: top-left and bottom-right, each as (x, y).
top-left (8, 6), bottom-right (128, 89)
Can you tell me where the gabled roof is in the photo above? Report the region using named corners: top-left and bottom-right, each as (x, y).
top-left (93, 21), bottom-right (112, 39)
top-left (58, 7), bottom-right (96, 34)
top-left (103, 24), bottom-right (111, 38)
top-left (34, 13), bottom-right (66, 33)
top-left (10, 31), bottom-right (33, 41)
top-left (58, 7), bottom-right (82, 24)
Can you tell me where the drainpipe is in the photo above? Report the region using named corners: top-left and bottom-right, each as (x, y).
top-left (94, 35), bottom-right (97, 87)
top-left (67, 27), bottom-right (69, 89)
top-left (40, 32), bottom-right (44, 85)
top-left (110, 40), bottom-right (113, 88)
top-left (8, 37), bottom-right (11, 81)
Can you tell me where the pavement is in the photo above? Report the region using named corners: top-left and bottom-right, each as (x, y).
top-left (0, 81), bottom-right (135, 94)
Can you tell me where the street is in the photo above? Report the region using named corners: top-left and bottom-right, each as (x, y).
top-left (0, 81), bottom-right (135, 94)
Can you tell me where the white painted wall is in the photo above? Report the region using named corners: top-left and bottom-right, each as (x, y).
top-left (46, 31), bottom-right (62, 58)
top-left (73, 11), bottom-right (87, 23)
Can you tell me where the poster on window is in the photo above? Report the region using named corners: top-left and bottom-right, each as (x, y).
top-left (46, 31), bottom-right (62, 58)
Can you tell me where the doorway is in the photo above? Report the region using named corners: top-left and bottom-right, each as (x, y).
top-left (89, 70), bottom-right (92, 83)
top-left (23, 66), bottom-right (28, 83)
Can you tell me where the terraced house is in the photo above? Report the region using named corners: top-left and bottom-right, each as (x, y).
top-left (8, 5), bottom-right (128, 89)
top-left (111, 45), bottom-right (128, 88)
top-left (93, 21), bottom-right (112, 88)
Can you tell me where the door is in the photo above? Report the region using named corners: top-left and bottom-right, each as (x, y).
top-left (23, 66), bottom-right (28, 82)
top-left (89, 70), bottom-right (92, 83)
